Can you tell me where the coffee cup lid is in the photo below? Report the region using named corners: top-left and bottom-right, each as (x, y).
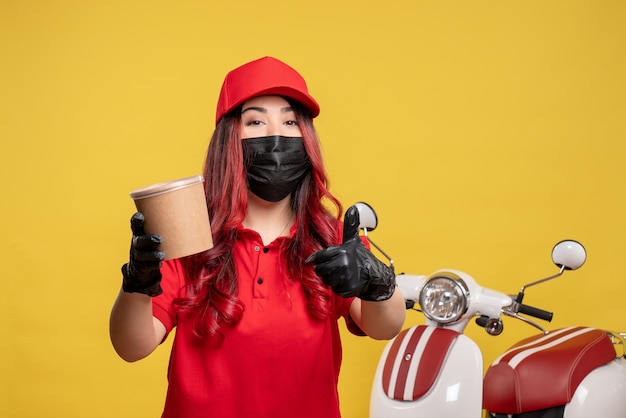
top-left (130, 175), bottom-right (204, 200)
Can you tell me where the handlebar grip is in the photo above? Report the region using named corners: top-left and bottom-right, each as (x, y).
top-left (519, 304), bottom-right (553, 322)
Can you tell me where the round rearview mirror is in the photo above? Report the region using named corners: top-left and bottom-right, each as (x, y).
top-left (552, 240), bottom-right (586, 270)
top-left (355, 202), bottom-right (378, 231)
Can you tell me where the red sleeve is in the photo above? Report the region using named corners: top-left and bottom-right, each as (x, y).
top-left (152, 258), bottom-right (186, 336)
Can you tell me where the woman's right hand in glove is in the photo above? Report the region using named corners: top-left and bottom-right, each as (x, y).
top-left (121, 212), bottom-right (165, 297)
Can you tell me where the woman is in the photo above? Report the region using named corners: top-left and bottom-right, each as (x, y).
top-left (109, 56), bottom-right (406, 417)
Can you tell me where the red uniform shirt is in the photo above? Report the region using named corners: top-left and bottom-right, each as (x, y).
top-left (152, 224), bottom-right (360, 417)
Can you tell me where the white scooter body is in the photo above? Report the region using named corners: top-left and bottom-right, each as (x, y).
top-left (371, 270), bottom-right (626, 418)
top-left (564, 357), bottom-right (626, 418)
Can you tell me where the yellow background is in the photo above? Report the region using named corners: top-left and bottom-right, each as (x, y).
top-left (1, 1), bottom-right (624, 417)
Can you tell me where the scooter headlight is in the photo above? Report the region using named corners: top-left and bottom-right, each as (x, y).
top-left (419, 273), bottom-right (469, 324)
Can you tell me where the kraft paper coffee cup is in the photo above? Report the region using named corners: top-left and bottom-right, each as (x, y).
top-left (129, 175), bottom-right (213, 260)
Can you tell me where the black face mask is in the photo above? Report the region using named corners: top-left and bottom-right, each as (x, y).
top-left (242, 136), bottom-right (311, 202)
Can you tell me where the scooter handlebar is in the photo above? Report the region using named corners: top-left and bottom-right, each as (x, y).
top-left (518, 303), bottom-right (553, 322)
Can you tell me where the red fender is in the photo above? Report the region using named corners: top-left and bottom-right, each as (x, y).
top-left (381, 325), bottom-right (460, 401)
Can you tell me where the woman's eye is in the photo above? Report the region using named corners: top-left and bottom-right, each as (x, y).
top-left (244, 119), bottom-right (263, 126)
top-left (285, 120), bottom-right (299, 126)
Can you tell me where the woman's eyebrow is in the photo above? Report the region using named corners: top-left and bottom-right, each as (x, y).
top-left (241, 106), bottom-right (266, 114)
top-left (241, 106), bottom-right (295, 114)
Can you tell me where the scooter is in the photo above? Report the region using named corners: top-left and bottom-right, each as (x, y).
top-left (352, 202), bottom-right (626, 418)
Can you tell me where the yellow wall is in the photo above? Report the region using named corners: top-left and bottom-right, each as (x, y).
top-left (1, 1), bottom-right (624, 417)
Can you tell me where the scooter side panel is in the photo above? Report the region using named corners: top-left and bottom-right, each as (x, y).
top-left (564, 359), bottom-right (626, 418)
top-left (370, 328), bottom-right (483, 418)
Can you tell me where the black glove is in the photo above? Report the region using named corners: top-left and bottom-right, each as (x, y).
top-left (121, 212), bottom-right (165, 297)
top-left (305, 205), bottom-right (396, 301)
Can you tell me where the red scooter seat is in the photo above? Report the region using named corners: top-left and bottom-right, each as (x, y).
top-left (483, 326), bottom-right (615, 414)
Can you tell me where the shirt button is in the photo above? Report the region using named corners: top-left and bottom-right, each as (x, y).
top-left (257, 278), bottom-right (264, 284)
top-left (254, 245), bottom-right (260, 251)
top-left (263, 247), bottom-right (269, 253)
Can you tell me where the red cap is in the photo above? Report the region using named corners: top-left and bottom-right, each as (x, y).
top-left (215, 56), bottom-right (320, 125)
